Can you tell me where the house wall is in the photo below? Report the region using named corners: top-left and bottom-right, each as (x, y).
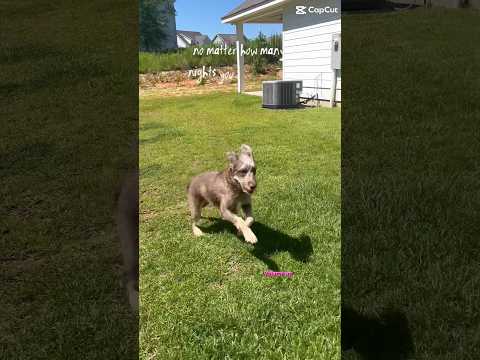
top-left (282, 0), bottom-right (341, 101)
top-left (212, 37), bottom-right (224, 46)
top-left (177, 35), bottom-right (190, 48)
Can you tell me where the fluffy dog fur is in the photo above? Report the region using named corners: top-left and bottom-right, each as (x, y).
top-left (187, 144), bottom-right (258, 244)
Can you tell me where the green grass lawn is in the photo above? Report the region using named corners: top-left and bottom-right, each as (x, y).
top-left (342, 8), bottom-right (480, 360)
top-left (1, 1), bottom-right (137, 359)
top-left (139, 93), bottom-right (340, 359)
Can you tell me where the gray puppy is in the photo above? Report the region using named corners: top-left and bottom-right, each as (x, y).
top-left (187, 144), bottom-right (258, 244)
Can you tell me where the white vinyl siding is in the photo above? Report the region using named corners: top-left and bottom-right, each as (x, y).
top-left (177, 36), bottom-right (190, 48)
top-left (212, 37), bottom-right (224, 46)
top-left (282, 20), bottom-right (341, 101)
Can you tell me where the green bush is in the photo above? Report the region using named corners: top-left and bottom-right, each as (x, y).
top-left (139, 33), bottom-right (282, 73)
top-left (139, 47), bottom-right (236, 73)
top-left (252, 56), bottom-right (268, 75)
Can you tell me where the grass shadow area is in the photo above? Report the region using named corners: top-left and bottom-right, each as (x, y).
top-left (202, 218), bottom-right (313, 271)
top-left (342, 305), bottom-right (414, 360)
top-left (1, 1), bottom-right (138, 359)
top-left (140, 92), bottom-right (340, 359)
top-left (342, 8), bottom-right (480, 359)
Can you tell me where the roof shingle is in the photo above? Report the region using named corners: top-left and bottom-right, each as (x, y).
top-left (176, 30), bottom-right (202, 40)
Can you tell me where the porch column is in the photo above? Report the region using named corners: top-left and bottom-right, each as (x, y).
top-left (235, 23), bottom-right (245, 93)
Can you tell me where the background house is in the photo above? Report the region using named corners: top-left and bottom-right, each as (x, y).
top-left (212, 34), bottom-right (248, 47)
top-left (177, 30), bottom-right (211, 48)
top-left (222, 0), bottom-right (341, 104)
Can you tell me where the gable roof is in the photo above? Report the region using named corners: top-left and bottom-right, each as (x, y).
top-left (176, 30), bottom-right (202, 41)
top-left (215, 34), bottom-right (238, 41)
top-left (214, 34), bottom-right (248, 41)
top-left (194, 34), bottom-right (211, 46)
top-left (177, 31), bottom-right (211, 46)
top-left (222, 0), bottom-right (276, 20)
top-left (212, 34), bottom-right (248, 46)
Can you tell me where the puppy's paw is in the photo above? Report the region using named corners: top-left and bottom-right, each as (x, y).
top-left (245, 217), bottom-right (254, 228)
top-left (243, 228), bottom-right (258, 244)
top-left (192, 224), bottom-right (204, 237)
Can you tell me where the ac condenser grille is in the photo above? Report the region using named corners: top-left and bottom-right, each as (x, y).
top-left (262, 80), bottom-right (303, 109)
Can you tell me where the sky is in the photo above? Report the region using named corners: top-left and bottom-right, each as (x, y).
top-left (174, 0), bottom-right (283, 40)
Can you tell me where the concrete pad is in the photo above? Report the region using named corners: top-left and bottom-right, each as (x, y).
top-left (244, 91), bottom-right (263, 97)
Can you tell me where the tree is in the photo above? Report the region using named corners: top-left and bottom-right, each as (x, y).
top-left (139, 0), bottom-right (176, 52)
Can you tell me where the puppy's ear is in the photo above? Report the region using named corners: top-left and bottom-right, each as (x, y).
top-left (227, 151), bottom-right (238, 163)
top-left (226, 152), bottom-right (237, 170)
top-left (240, 144), bottom-right (253, 157)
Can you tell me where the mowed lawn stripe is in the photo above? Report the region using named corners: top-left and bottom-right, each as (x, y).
top-left (140, 93), bottom-right (340, 359)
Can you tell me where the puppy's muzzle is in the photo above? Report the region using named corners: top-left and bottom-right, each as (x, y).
top-left (246, 184), bottom-right (256, 194)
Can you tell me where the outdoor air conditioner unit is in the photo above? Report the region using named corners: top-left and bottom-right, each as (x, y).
top-left (262, 80), bottom-right (303, 109)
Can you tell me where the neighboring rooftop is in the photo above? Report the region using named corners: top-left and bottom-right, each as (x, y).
top-left (177, 30), bottom-right (211, 46)
top-left (215, 34), bottom-right (240, 41)
top-left (194, 34), bottom-right (211, 46)
top-left (176, 30), bottom-right (202, 39)
top-left (213, 34), bottom-right (248, 46)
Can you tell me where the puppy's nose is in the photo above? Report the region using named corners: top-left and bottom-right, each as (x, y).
top-left (250, 184), bottom-right (256, 190)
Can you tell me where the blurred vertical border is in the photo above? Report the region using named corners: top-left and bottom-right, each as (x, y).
top-left (1, 1), bottom-right (139, 358)
top-left (342, 3), bottom-right (480, 359)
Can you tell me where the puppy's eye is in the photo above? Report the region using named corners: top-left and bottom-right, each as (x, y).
top-left (238, 169), bottom-right (247, 175)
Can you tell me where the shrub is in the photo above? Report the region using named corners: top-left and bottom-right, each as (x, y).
top-left (252, 56), bottom-right (268, 75)
top-left (139, 33), bottom-right (283, 73)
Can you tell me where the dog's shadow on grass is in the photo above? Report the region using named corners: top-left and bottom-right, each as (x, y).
top-left (202, 218), bottom-right (313, 271)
